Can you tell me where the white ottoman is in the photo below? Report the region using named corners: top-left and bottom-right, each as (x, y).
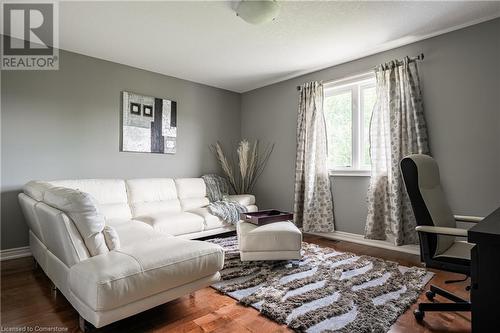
top-left (237, 221), bottom-right (302, 261)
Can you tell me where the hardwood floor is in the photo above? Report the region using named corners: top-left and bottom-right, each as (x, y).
top-left (0, 235), bottom-right (471, 333)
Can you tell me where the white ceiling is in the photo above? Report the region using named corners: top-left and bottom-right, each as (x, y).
top-left (58, 1), bottom-right (500, 93)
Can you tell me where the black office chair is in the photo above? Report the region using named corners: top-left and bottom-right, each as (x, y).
top-left (400, 154), bottom-right (481, 321)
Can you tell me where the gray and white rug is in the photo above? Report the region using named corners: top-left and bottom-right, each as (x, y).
top-left (207, 236), bottom-right (433, 333)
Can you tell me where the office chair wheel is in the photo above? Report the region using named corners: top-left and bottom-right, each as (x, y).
top-left (414, 309), bottom-right (425, 321)
top-left (425, 290), bottom-right (436, 301)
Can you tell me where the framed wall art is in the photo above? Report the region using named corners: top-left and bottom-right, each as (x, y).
top-left (121, 91), bottom-right (177, 154)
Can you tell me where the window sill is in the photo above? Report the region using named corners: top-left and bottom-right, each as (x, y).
top-left (329, 170), bottom-right (371, 177)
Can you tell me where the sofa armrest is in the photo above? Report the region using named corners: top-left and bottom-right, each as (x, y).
top-left (415, 225), bottom-right (468, 237)
top-left (227, 194), bottom-right (255, 206)
top-left (454, 215), bottom-right (483, 223)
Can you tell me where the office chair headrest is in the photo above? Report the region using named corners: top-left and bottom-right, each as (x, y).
top-left (401, 154), bottom-right (440, 189)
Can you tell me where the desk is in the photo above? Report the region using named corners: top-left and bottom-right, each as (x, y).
top-left (468, 207), bottom-right (500, 332)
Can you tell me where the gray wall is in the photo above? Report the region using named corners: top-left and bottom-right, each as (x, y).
top-left (241, 18), bottom-right (500, 235)
top-left (1, 50), bottom-right (241, 250)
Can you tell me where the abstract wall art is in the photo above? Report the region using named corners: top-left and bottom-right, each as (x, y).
top-left (121, 91), bottom-right (177, 154)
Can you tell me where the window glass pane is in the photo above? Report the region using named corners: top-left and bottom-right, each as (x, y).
top-left (362, 86), bottom-right (376, 167)
top-left (325, 91), bottom-right (352, 168)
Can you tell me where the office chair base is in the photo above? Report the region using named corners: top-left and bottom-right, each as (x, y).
top-left (414, 309), bottom-right (425, 321)
top-left (414, 285), bottom-right (471, 322)
top-left (425, 290), bottom-right (435, 301)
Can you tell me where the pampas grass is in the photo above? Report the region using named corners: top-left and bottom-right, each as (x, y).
top-left (211, 142), bottom-right (237, 194)
top-left (210, 140), bottom-right (274, 194)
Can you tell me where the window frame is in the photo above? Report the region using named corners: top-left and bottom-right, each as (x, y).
top-left (323, 72), bottom-right (376, 177)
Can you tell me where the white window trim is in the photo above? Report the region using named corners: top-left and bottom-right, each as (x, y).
top-left (329, 169), bottom-right (371, 177)
top-left (324, 72), bottom-right (375, 177)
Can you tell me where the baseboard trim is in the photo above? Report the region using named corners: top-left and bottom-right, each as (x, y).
top-left (308, 231), bottom-right (420, 255)
top-left (0, 246), bottom-right (32, 261)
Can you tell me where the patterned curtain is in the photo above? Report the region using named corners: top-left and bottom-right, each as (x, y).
top-left (293, 81), bottom-right (335, 233)
top-left (365, 57), bottom-right (430, 245)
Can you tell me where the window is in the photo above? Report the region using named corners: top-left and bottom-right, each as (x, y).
top-left (324, 73), bottom-right (376, 175)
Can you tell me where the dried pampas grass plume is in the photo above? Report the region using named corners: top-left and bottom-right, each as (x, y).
top-left (237, 140), bottom-right (250, 193)
top-left (210, 141), bottom-right (237, 194)
top-left (210, 139), bottom-right (274, 194)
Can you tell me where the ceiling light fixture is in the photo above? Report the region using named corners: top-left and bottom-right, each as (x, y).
top-left (236, 0), bottom-right (280, 25)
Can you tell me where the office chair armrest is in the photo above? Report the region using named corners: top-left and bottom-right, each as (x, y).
top-left (415, 225), bottom-right (468, 237)
top-left (454, 215), bottom-right (483, 223)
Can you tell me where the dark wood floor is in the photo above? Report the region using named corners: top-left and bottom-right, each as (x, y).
top-left (1, 235), bottom-right (471, 333)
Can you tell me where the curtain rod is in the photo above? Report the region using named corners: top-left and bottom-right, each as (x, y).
top-left (296, 53), bottom-right (424, 91)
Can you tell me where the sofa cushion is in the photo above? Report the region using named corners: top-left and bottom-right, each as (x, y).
top-left (126, 178), bottom-right (181, 216)
top-left (227, 194), bottom-right (255, 206)
top-left (175, 178), bottom-right (209, 211)
top-left (108, 220), bottom-right (165, 245)
top-left (189, 207), bottom-right (225, 230)
top-left (246, 204), bottom-right (258, 213)
top-left (103, 226), bottom-right (120, 251)
top-left (49, 179), bottom-right (131, 221)
top-left (23, 180), bottom-right (54, 201)
top-left (43, 186), bottom-right (112, 256)
top-left (69, 237), bottom-right (224, 311)
top-left (35, 202), bottom-right (90, 266)
top-left (134, 212), bottom-right (204, 236)
top-left (104, 218), bottom-right (132, 227)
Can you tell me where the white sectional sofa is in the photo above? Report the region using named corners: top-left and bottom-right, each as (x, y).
top-left (18, 178), bottom-right (257, 331)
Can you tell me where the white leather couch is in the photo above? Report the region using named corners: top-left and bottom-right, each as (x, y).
top-left (18, 178), bottom-right (257, 330)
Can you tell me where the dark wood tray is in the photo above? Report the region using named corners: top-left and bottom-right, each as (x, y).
top-left (240, 210), bottom-right (294, 226)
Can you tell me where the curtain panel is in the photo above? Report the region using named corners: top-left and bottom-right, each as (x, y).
top-left (293, 81), bottom-right (335, 233)
top-left (365, 58), bottom-right (430, 245)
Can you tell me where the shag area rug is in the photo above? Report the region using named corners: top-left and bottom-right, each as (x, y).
top-left (207, 236), bottom-right (433, 333)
